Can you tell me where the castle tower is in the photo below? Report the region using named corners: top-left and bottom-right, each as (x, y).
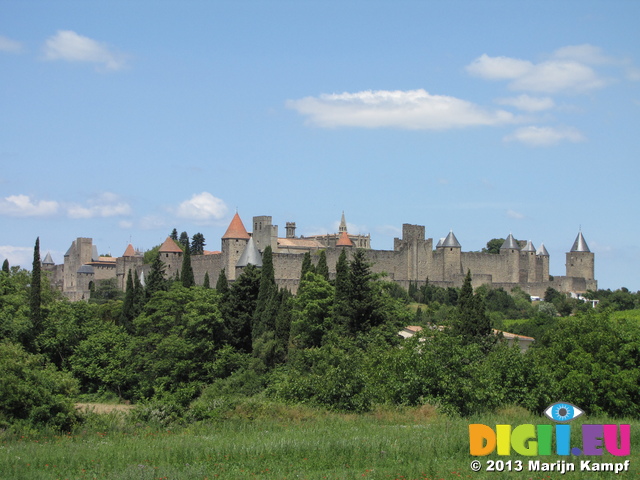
top-left (63, 238), bottom-right (93, 293)
top-left (158, 237), bottom-right (183, 279)
top-left (235, 236), bottom-right (262, 278)
top-left (566, 231), bottom-right (594, 280)
top-left (252, 215), bottom-right (278, 252)
top-left (222, 212), bottom-right (250, 280)
top-left (520, 240), bottom-right (536, 283)
top-left (285, 222), bottom-right (296, 239)
top-left (441, 230), bottom-right (461, 281)
top-left (116, 243), bottom-right (144, 290)
top-left (535, 242), bottom-right (549, 282)
top-left (500, 234), bottom-right (520, 283)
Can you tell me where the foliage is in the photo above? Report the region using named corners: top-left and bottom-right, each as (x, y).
top-left (143, 244), bottom-right (160, 265)
top-left (0, 341), bottom-right (79, 429)
top-left (190, 232), bottom-right (206, 255)
top-left (181, 246), bottom-right (195, 288)
top-left (29, 237), bottom-right (42, 350)
top-left (482, 238), bottom-right (505, 254)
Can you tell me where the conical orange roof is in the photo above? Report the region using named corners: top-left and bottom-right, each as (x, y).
top-left (336, 231), bottom-right (353, 247)
top-left (123, 244), bottom-right (136, 257)
top-left (159, 237), bottom-right (183, 253)
top-left (222, 212), bottom-right (250, 239)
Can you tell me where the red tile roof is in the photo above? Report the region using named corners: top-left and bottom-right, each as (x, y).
top-left (222, 213), bottom-right (250, 239)
top-left (159, 237), bottom-right (183, 253)
top-left (336, 231), bottom-right (353, 246)
top-left (123, 244), bottom-right (136, 257)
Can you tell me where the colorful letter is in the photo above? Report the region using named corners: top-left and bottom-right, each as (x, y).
top-left (469, 424), bottom-right (496, 456)
top-left (511, 424), bottom-right (537, 456)
top-left (604, 424), bottom-right (630, 456)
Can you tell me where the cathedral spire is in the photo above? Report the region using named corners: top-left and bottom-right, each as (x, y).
top-left (339, 211), bottom-right (347, 234)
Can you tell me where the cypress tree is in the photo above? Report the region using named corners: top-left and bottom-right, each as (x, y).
top-left (332, 249), bottom-right (350, 332)
top-left (121, 269), bottom-right (135, 331)
top-left (2, 259), bottom-right (9, 274)
top-left (216, 268), bottom-right (229, 294)
top-left (181, 246), bottom-right (195, 287)
top-left (300, 251), bottom-right (314, 279)
top-left (203, 271), bottom-right (210, 289)
top-left (170, 228), bottom-right (178, 241)
top-left (452, 270), bottom-right (492, 344)
top-left (346, 249), bottom-right (380, 335)
top-left (146, 253), bottom-right (167, 298)
top-left (30, 237), bottom-right (42, 335)
top-left (316, 250), bottom-right (329, 281)
top-left (253, 246), bottom-right (277, 343)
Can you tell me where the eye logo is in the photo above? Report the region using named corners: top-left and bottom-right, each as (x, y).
top-left (544, 402), bottom-right (584, 422)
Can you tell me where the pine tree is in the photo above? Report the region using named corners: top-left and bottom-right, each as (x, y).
top-left (2, 259), bottom-right (9, 274)
top-left (224, 264), bottom-right (260, 352)
top-left (316, 250), bottom-right (329, 281)
top-left (170, 228), bottom-right (178, 241)
top-left (181, 246), bottom-right (195, 287)
top-left (203, 271), bottom-right (210, 288)
top-left (190, 232), bottom-right (206, 255)
top-left (179, 231), bottom-right (189, 249)
top-left (30, 237), bottom-right (42, 338)
top-left (133, 270), bottom-right (144, 316)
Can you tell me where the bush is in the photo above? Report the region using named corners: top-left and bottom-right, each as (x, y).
top-left (0, 341), bottom-right (80, 430)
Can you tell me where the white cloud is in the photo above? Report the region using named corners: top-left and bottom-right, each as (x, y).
top-left (466, 54), bottom-right (533, 80)
top-left (467, 48), bottom-right (609, 94)
top-left (496, 94), bottom-right (555, 112)
top-left (43, 30), bottom-right (127, 71)
top-left (0, 245), bottom-right (33, 269)
top-left (175, 192), bottom-right (228, 222)
top-left (375, 225), bottom-right (402, 237)
top-left (119, 220), bottom-right (134, 229)
top-left (504, 126), bottom-right (586, 147)
top-left (287, 89), bottom-right (519, 130)
top-left (67, 192), bottom-right (132, 219)
top-left (0, 194), bottom-right (59, 217)
top-left (0, 35), bottom-right (23, 53)
top-left (551, 44), bottom-right (614, 66)
top-left (506, 209), bottom-right (525, 220)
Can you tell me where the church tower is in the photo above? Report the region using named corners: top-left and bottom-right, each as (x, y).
top-left (566, 231), bottom-right (594, 280)
top-left (222, 212), bottom-right (250, 280)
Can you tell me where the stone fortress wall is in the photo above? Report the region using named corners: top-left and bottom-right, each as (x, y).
top-left (44, 212), bottom-right (596, 301)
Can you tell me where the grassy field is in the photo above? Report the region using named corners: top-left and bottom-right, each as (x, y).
top-left (1, 403), bottom-right (638, 480)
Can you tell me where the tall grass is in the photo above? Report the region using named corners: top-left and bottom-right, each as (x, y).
top-left (1, 402), bottom-right (637, 480)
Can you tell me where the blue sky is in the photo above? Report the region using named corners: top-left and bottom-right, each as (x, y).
top-left (1, 1), bottom-right (638, 291)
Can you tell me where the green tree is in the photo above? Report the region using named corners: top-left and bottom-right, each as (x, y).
top-left (332, 249), bottom-right (350, 333)
top-left (290, 272), bottom-right (334, 349)
top-left (191, 232), bottom-right (206, 255)
top-left (451, 270), bottom-right (492, 344)
top-left (2, 259), bottom-right (8, 274)
top-left (120, 269), bottom-right (136, 331)
top-left (146, 253), bottom-right (168, 298)
top-left (216, 269), bottom-right (229, 293)
top-left (346, 249), bottom-right (382, 335)
top-left (316, 250), bottom-right (329, 281)
top-left (224, 264), bottom-right (260, 353)
top-left (181, 246), bottom-right (195, 288)
top-left (170, 228), bottom-right (178, 241)
top-left (179, 231), bottom-right (189, 249)
top-left (0, 341), bottom-right (79, 429)
top-left (203, 271), bottom-right (210, 289)
top-left (482, 238), bottom-right (505, 254)
top-left (29, 237), bottom-right (42, 351)
top-left (300, 251), bottom-right (315, 279)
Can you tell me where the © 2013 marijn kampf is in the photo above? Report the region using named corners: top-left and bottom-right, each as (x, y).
top-left (468, 402), bottom-right (631, 474)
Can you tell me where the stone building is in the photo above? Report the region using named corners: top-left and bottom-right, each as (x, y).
top-left (48, 212), bottom-right (596, 300)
